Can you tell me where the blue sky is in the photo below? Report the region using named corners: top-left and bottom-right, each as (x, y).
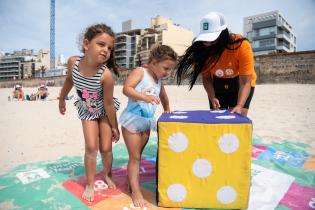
top-left (0, 0), bottom-right (314, 59)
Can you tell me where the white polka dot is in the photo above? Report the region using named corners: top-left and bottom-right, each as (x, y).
top-left (169, 115), bottom-right (188, 119)
top-left (217, 186), bottom-right (237, 204)
top-left (173, 111), bottom-right (187, 114)
top-left (216, 115), bottom-right (236, 119)
top-left (168, 132), bottom-right (188, 152)
top-left (218, 134), bottom-right (239, 154)
top-left (192, 159), bottom-right (212, 178)
top-left (167, 184), bottom-right (187, 202)
top-left (210, 110), bottom-right (226, 113)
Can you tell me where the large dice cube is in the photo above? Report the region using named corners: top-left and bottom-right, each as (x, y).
top-left (157, 110), bottom-right (252, 209)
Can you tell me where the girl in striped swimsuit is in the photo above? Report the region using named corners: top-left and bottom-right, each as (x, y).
top-left (59, 24), bottom-right (120, 202)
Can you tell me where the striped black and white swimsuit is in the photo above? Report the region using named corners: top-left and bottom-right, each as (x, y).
top-left (72, 57), bottom-right (120, 120)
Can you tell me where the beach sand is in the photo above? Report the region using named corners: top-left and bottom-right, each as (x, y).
top-left (0, 84), bottom-right (314, 173)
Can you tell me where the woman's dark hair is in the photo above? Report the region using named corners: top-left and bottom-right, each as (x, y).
top-left (176, 29), bottom-right (247, 89)
top-left (80, 23), bottom-right (120, 76)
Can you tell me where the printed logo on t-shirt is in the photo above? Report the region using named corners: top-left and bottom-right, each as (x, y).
top-left (225, 69), bottom-right (234, 76)
top-left (215, 69), bottom-right (224, 77)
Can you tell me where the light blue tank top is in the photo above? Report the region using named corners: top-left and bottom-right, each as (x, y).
top-left (125, 67), bottom-right (161, 118)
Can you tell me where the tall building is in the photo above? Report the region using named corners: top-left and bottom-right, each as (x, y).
top-left (0, 49), bottom-right (51, 80)
top-left (137, 16), bottom-right (193, 65)
top-left (244, 10), bottom-right (296, 55)
top-left (0, 54), bottom-right (35, 80)
top-left (115, 27), bottom-right (142, 69)
top-left (115, 16), bottom-right (193, 70)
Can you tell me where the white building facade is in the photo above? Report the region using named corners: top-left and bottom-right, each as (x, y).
top-left (244, 10), bottom-right (296, 55)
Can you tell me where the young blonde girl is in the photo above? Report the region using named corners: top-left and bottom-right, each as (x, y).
top-left (59, 23), bottom-right (120, 202)
top-left (119, 45), bottom-right (177, 207)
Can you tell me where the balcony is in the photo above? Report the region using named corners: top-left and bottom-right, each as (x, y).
top-left (115, 47), bottom-right (127, 52)
top-left (277, 20), bottom-right (292, 32)
top-left (276, 44), bottom-right (290, 51)
top-left (115, 54), bottom-right (127, 59)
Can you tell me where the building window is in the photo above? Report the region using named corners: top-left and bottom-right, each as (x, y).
top-left (252, 41), bottom-right (259, 48)
top-left (260, 39), bottom-right (275, 47)
top-left (255, 26), bottom-right (276, 36)
top-left (247, 31), bottom-right (253, 40)
top-left (252, 39), bottom-right (275, 48)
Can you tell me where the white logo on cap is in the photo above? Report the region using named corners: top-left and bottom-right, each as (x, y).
top-left (203, 22), bottom-right (209, 31)
top-left (215, 69), bottom-right (224, 77)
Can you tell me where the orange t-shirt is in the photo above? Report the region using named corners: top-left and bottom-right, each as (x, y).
top-left (201, 34), bottom-right (257, 86)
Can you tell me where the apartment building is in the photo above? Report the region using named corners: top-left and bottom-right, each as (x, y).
top-left (0, 49), bottom-right (50, 80)
top-left (115, 29), bottom-right (142, 69)
top-left (115, 16), bottom-right (193, 69)
top-left (244, 10), bottom-right (296, 55)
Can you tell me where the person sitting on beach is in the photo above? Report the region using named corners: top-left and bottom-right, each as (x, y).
top-left (36, 85), bottom-right (49, 100)
top-left (119, 45), bottom-right (177, 207)
top-left (175, 12), bottom-right (256, 116)
top-left (12, 84), bottom-right (24, 101)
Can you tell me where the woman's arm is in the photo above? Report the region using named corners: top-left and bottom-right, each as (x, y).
top-left (231, 75), bottom-right (252, 114)
top-left (202, 74), bottom-right (220, 110)
top-left (231, 40), bottom-right (254, 114)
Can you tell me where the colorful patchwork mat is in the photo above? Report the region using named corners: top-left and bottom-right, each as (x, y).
top-left (0, 137), bottom-right (314, 210)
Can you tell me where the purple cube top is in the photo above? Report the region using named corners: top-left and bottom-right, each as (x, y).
top-left (158, 110), bottom-right (252, 124)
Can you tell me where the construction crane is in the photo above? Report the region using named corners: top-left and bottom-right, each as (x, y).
top-left (50, 0), bottom-right (55, 69)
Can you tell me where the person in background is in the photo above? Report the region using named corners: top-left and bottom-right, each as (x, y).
top-left (36, 85), bottom-right (49, 100)
top-left (12, 84), bottom-right (24, 101)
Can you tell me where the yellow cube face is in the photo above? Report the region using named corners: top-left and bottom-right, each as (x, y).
top-left (157, 111), bottom-right (252, 209)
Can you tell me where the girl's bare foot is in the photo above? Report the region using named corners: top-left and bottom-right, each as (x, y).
top-left (104, 175), bottom-right (116, 189)
top-left (131, 190), bottom-right (147, 208)
top-left (82, 185), bottom-right (94, 202)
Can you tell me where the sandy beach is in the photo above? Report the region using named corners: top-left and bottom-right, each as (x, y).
top-left (0, 84), bottom-right (314, 173)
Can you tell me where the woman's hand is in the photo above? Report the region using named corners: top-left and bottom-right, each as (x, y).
top-left (210, 97), bottom-right (221, 110)
top-left (231, 104), bottom-right (243, 114)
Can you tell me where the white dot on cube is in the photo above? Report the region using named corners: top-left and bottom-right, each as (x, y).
top-left (192, 159), bottom-right (213, 178)
top-left (217, 186), bottom-right (237, 204)
top-left (218, 134), bottom-right (239, 154)
top-left (168, 132), bottom-right (188, 152)
top-left (169, 115), bottom-right (188, 119)
top-left (210, 110), bottom-right (226, 113)
top-left (167, 184), bottom-right (187, 202)
top-left (173, 111), bottom-right (187, 114)
top-left (216, 115), bottom-right (236, 119)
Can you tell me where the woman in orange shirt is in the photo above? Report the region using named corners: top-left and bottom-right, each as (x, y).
top-left (176, 12), bottom-right (256, 116)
